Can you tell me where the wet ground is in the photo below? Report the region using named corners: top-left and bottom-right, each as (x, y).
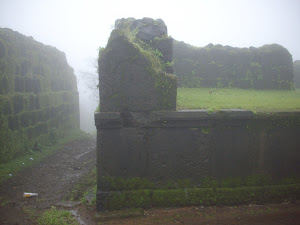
top-left (0, 137), bottom-right (299, 225)
top-left (103, 203), bottom-right (300, 225)
top-left (0, 138), bottom-right (96, 225)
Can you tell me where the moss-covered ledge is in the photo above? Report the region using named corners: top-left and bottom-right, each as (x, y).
top-left (95, 110), bottom-right (300, 128)
top-left (102, 183), bottom-right (300, 210)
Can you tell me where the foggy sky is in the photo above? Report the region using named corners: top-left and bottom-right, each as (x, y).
top-left (1, 0), bottom-right (300, 73)
top-left (1, 0), bottom-right (300, 132)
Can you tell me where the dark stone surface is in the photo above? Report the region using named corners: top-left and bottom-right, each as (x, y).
top-left (295, 60), bottom-right (300, 88)
top-left (96, 190), bottom-right (109, 211)
top-left (211, 127), bottom-right (256, 178)
top-left (13, 94), bottom-right (23, 114)
top-left (136, 25), bottom-right (167, 42)
top-left (133, 17), bottom-right (167, 42)
top-left (152, 37), bottom-right (174, 73)
top-left (97, 127), bottom-right (148, 178)
top-left (147, 127), bottom-right (211, 182)
top-left (0, 28), bottom-right (80, 163)
top-left (95, 110), bottom-right (300, 186)
top-left (173, 41), bottom-right (294, 89)
top-left (95, 110), bottom-right (254, 128)
top-left (264, 127), bottom-right (300, 178)
top-left (94, 112), bottom-right (122, 128)
top-left (25, 77), bottom-right (34, 92)
top-left (152, 37), bottom-right (173, 62)
top-left (14, 76), bottom-right (24, 92)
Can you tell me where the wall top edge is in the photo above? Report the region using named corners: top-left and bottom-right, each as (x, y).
top-left (94, 110), bottom-right (300, 119)
top-left (94, 110), bottom-right (300, 128)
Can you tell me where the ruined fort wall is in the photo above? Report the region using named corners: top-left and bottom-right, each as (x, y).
top-left (173, 41), bottom-right (294, 90)
top-left (0, 28), bottom-right (79, 162)
top-left (95, 18), bottom-right (300, 211)
top-left (294, 60), bottom-right (300, 88)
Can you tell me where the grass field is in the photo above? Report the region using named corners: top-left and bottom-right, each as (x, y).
top-left (177, 88), bottom-right (300, 112)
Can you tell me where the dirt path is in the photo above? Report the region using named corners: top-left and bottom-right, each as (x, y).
top-left (102, 202), bottom-right (300, 225)
top-left (0, 137), bottom-right (96, 225)
top-left (1, 137), bottom-right (300, 225)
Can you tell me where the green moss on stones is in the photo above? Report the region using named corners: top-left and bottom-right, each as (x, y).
top-left (103, 184), bottom-right (300, 210)
top-left (0, 28), bottom-right (79, 163)
top-left (98, 18), bottom-right (177, 112)
top-left (173, 41), bottom-right (294, 90)
top-left (98, 175), bottom-right (300, 210)
top-left (99, 177), bottom-right (156, 191)
top-left (99, 174), bottom-right (300, 192)
top-left (0, 39), bottom-right (7, 58)
top-left (294, 60), bottom-right (300, 88)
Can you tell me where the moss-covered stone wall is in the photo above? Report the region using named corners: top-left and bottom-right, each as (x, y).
top-left (95, 110), bottom-right (300, 210)
top-left (98, 18), bottom-right (177, 112)
top-left (173, 41), bottom-right (294, 90)
top-left (95, 18), bottom-right (300, 211)
top-left (0, 28), bottom-right (79, 162)
top-left (294, 60), bottom-right (300, 88)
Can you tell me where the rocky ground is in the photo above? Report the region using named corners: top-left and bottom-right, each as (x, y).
top-left (0, 137), bottom-right (299, 225)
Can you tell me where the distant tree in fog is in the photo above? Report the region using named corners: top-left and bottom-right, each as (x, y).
top-left (79, 57), bottom-right (99, 102)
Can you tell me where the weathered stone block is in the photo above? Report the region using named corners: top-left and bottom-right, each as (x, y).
top-left (97, 128), bottom-right (148, 178)
top-left (29, 95), bottom-right (35, 110)
top-left (20, 111), bottom-right (31, 127)
top-left (33, 78), bottom-right (41, 93)
top-left (99, 18), bottom-right (177, 112)
top-left (34, 96), bottom-right (40, 109)
top-left (13, 94), bottom-right (23, 114)
top-left (25, 77), bottom-right (34, 92)
top-left (8, 115), bottom-right (19, 130)
top-left (2, 98), bottom-right (12, 115)
top-left (14, 76), bottom-right (24, 92)
top-left (147, 127), bottom-right (211, 182)
top-left (0, 39), bottom-right (6, 58)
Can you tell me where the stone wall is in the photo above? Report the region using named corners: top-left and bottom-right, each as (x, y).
top-left (95, 18), bottom-right (300, 211)
top-left (96, 110), bottom-right (300, 182)
top-left (294, 60), bottom-right (300, 88)
top-left (95, 110), bottom-right (300, 210)
top-left (173, 41), bottom-right (294, 90)
top-left (98, 18), bottom-right (177, 112)
top-left (0, 28), bottom-right (79, 162)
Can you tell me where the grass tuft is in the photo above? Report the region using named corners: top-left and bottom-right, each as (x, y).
top-left (38, 207), bottom-right (79, 225)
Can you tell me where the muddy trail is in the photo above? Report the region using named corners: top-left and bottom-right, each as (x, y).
top-left (0, 137), bottom-right (97, 225)
top-left (1, 137), bottom-right (300, 225)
